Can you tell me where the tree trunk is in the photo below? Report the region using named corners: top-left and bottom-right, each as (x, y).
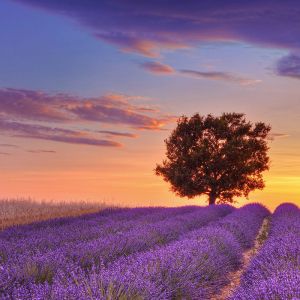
top-left (208, 191), bottom-right (216, 205)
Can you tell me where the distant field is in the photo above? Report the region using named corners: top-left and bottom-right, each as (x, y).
top-left (0, 202), bottom-right (299, 299)
top-left (0, 198), bottom-right (111, 230)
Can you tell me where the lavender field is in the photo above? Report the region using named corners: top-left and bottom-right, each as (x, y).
top-left (0, 203), bottom-right (299, 299)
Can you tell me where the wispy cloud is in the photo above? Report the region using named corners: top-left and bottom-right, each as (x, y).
top-left (0, 151), bottom-right (10, 155)
top-left (97, 130), bottom-right (138, 138)
top-left (276, 53), bottom-right (300, 79)
top-left (140, 61), bottom-right (175, 75)
top-left (0, 119), bottom-right (122, 147)
top-left (139, 61), bottom-right (260, 85)
top-left (27, 149), bottom-right (57, 153)
top-left (68, 101), bottom-right (168, 130)
top-left (268, 133), bottom-right (290, 141)
top-left (98, 33), bottom-right (188, 58)
top-left (0, 143), bottom-right (19, 148)
top-left (179, 69), bottom-right (261, 86)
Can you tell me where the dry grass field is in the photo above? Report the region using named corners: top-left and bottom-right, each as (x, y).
top-left (0, 198), bottom-right (111, 230)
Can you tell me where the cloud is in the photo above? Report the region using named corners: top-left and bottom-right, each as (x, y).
top-left (179, 69), bottom-right (261, 85)
top-left (276, 54), bottom-right (300, 79)
top-left (0, 143), bottom-right (18, 148)
top-left (0, 88), bottom-right (175, 147)
top-left (139, 61), bottom-right (260, 85)
top-left (13, 1), bottom-right (300, 57)
top-left (27, 149), bottom-right (57, 153)
top-left (140, 61), bottom-right (175, 74)
top-left (0, 152), bottom-right (10, 155)
top-left (0, 88), bottom-right (72, 122)
top-left (0, 88), bottom-right (171, 130)
top-left (97, 130), bottom-right (137, 138)
top-left (68, 102), bottom-right (166, 129)
top-left (268, 133), bottom-right (290, 141)
top-left (98, 33), bottom-right (188, 57)
top-left (98, 34), bottom-right (161, 58)
top-left (0, 119), bottom-right (122, 147)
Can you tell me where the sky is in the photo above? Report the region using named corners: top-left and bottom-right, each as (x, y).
top-left (1, 0), bottom-right (300, 210)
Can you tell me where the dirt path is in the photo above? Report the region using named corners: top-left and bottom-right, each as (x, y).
top-left (211, 217), bottom-right (270, 300)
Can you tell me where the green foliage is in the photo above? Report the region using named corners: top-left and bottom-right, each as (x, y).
top-left (155, 113), bottom-right (271, 205)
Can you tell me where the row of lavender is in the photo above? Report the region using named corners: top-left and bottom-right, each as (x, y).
top-left (232, 203), bottom-right (300, 299)
top-left (0, 205), bottom-right (233, 297)
top-left (1, 206), bottom-right (210, 263)
top-left (8, 204), bottom-right (269, 299)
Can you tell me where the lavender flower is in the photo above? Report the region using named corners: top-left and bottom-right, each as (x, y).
top-left (232, 203), bottom-right (300, 300)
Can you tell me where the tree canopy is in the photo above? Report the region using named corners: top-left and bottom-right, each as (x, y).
top-left (155, 113), bottom-right (271, 205)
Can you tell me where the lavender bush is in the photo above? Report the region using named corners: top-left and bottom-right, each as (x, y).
top-left (0, 206), bottom-right (198, 261)
top-left (7, 204), bottom-right (269, 299)
top-left (0, 205), bottom-right (233, 298)
top-left (232, 203), bottom-right (300, 300)
top-left (94, 203), bottom-right (268, 299)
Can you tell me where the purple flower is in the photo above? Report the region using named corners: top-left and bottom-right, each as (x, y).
top-left (232, 203), bottom-right (300, 300)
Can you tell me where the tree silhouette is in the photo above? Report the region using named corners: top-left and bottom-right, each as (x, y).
top-left (155, 113), bottom-right (271, 205)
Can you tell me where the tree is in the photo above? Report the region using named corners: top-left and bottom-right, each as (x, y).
top-left (155, 113), bottom-right (271, 205)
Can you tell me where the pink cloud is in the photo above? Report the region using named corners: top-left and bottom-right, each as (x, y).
top-left (140, 61), bottom-right (175, 75)
top-left (0, 88), bottom-right (175, 147)
top-left (0, 119), bottom-right (122, 147)
top-left (139, 61), bottom-right (260, 85)
top-left (179, 69), bottom-right (261, 86)
top-left (0, 88), bottom-right (72, 122)
top-left (0, 88), bottom-right (173, 130)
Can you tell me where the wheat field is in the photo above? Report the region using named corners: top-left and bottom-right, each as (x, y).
top-left (0, 198), bottom-right (111, 230)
